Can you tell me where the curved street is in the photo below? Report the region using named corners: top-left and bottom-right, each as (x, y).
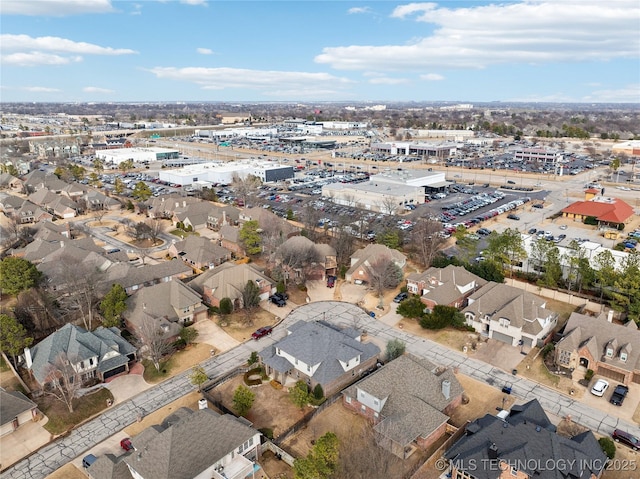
top-left (3, 301), bottom-right (639, 479)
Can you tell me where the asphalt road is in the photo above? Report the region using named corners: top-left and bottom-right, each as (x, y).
top-left (4, 301), bottom-right (639, 479)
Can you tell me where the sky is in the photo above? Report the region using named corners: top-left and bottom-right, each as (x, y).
top-left (1, 0), bottom-right (639, 104)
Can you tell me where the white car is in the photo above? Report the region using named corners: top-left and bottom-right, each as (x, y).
top-left (591, 379), bottom-right (610, 397)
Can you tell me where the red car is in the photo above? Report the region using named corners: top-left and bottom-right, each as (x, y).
top-left (251, 326), bottom-right (273, 340)
top-left (120, 438), bottom-right (134, 451)
top-left (326, 276), bottom-right (336, 288)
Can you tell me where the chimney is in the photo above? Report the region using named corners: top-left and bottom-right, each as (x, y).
top-left (488, 443), bottom-right (498, 460)
top-left (607, 310), bottom-right (614, 323)
top-left (222, 210), bottom-right (227, 224)
top-left (442, 379), bottom-right (451, 400)
top-left (60, 240), bottom-right (64, 248)
top-left (183, 200), bottom-right (186, 207)
top-left (24, 347), bottom-right (33, 369)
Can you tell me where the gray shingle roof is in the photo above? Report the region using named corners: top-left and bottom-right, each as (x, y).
top-left (123, 408), bottom-right (258, 479)
top-left (187, 262), bottom-right (273, 301)
top-left (347, 244), bottom-right (406, 277)
top-left (28, 324), bottom-right (136, 385)
top-left (0, 388), bottom-right (37, 427)
top-left (259, 320), bottom-right (380, 386)
top-left (87, 453), bottom-right (133, 479)
top-left (444, 400), bottom-right (606, 479)
top-left (409, 264), bottom-right (487, 305)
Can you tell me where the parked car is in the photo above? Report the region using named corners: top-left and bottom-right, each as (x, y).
top-left (590, 378), bottom-right (609, 397)
top-left (528, 228), bottom-right (537, 234)
top-left (532, 203), bottom-right (544, 209)
top-left (251, 326), bottom-right (273, 340)
top-left (559, 224), bottom-right (568, 230)
top-left (393, 292), bottom-right (408, 303)
top-left (82, 454), bottom-right (97, 469)
top-left (326, 275), bottom-right (336, 288)
top-left (507, 214), bottom-right (520, 220)
top-left (120, 438), bottom-right (134, 451)
top-left (507, 180), bottom-right (516, 184)
top-left (612, 429), bottom-right (639, 450)
top-left (610, 385), bottom-right (629, 406)
top-left (269, 295), bottom-right (286, 307)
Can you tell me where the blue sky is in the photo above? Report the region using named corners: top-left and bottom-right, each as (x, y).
top-left (1, 0), bottom-right (638, 103)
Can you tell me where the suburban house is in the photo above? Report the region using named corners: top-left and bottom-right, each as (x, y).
top-left (275, 236), bottom-right (338, 282)
top-left (342, 354), bottom-right (463, 458)
top-left (0, 388), bottom-right (39, 436)
top-left (554, 310), bottom-right (640, 385)
top-left (0, 193), bottom-right (25, 216)
top-left (444, 399), bottom-right (606, 479)
top-left (104, 260), bottom-right (194, 295)
top-left (0, 173), bottom-right (24, 192)
top-left (84, 190), bottom-right (121, 211)
top-left (206, 204), bottom-right (241, 231)
top-left (168, 236), bottom-right (232, 271)
top-left (23, 324), bottom-right (137, 388)
top-left (124, 280), bottom-right (208, 340)
top-left (187, 262), bottom-right (274, 309)
top-left (406, 265), bottom-right (487, 311)
top-left (462, 282), bottom-right (558, 349)
top-left (561, 191), bottom-right (634, 228)
top-left (259, 320), bottom-right (381, 396)
top-left (219, 224), bottom-right (244, 257)
top-left (173, 201), bottom-right (216, 231)
top-left (89, 407), bottom-right (261, 479)
top-left (146, 195), bottom-right (201, 220)
top-left (14, 200), bottom-right (52, 224)
top-left (345, 244), bottom-right (407, 284)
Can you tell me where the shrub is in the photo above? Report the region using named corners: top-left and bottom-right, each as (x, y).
top-left (244, 367), bottom-right (263, 386)
top-left (585, 369), bottom-right (594, 382)
top-left (542, 343), bottom-right (554, 358)
top-left (259, 427), bottom-right (274, 440)
top-left (172, 338), bottom-right (187, 350)
top-left (599, 437), bottom-right (616, 459)
top-left (583, 216), bottom-right (598, 226)
top-left (248, 351), bottom-right (258, 365)
top-left (276, 280), bottom-right (286, 294)
top-left (313, 383), bottom-right (324, 400)
top-left (270, 379), bottom-right (283, 390)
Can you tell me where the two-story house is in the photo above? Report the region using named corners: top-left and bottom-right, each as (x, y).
top-left (24, 323), bottom-right (137, 388)
top-left (342, 354), bottom-right (463, 458)
top-left (554, 310), bottom-right (640, 385)
top-left (346, 244), bottom-right (407, 284)
top-left (168, 236), bottom-right (232, 271)
top-left (259, 320), bottom-right (380, 396)
top-left (463, 282), bottom-right (558, 349)
top-left (88, 407), bottom-right (261, 479)
top-left (275, 236), bottom-right (338, 282)
top-left (406, 265), bottom-right (487, 311)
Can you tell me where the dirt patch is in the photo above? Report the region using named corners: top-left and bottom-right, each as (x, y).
top-left (212, 375), bottom-right (311, 438)
top-left (124, 391), bottom-right (202, 436)
top-left (143, 342), bottom-right (212, 384)
top-left (449, 373), bottom-right (517, 428)
top-left (46, 463), bottom-right (88, 479)
top-left (217, 309), bottom-right (278, 343)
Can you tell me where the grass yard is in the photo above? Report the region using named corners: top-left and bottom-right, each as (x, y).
top-left (36, 388), bottom-right (114, 436)
top-left (142, 342), bottom-right (212, 383)
top-left (217, 308), bottom-right (278, 343)
top-left (449, 373), bottom-right (517, 427)
top-left (539, 297), bottom-right (579, 327)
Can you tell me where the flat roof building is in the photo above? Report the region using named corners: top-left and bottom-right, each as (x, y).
top-left (158, 160), bottom-right (294, 186)
top-left (96, 147), bottom-right (180, 164)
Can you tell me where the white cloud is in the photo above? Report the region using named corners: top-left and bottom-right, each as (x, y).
top-left (181, 0), bottom-right (207, 5)
top-left (0, 0), bottom-right (115, 16)
top-left (1, 34), bottom-right (137, 55)
top-left (197, 48), bottom-right (214, 55)
top-left (583, 84), bottom-right (640, 103)
top-left (421, 73), bottom-right (444, 81)
top-left (147, 66), bottom-right (354, 94)
top-left (1, 52), bottom-right (82, 66)
top-left (368, 77), bottom-right (409, 85)
top-left (348, 7), bottom-right (370, 15)
top-left (83, 86), bottom-right (115, 94)
top-left (316, 1), bottom-right (640, 71)
top-left (23, 86), bottom-right (61, 92)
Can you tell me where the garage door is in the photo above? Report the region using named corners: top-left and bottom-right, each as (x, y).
top-left (522, 337), bottom-right (534, 348)
top-left (597, 367), bottom-right (625, 383)
top-left (632, 373), bottom-right (640, 384)
top-left (103, 365), bottom-right (126, 380)
top-left (491, 331), bottom-right (514, 345)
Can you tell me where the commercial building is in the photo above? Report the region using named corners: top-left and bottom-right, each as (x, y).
top-left (512, 147), bottom-right (563, 164)
top-left (158, 160), bottom-right (294, 186)
top-left (370, 141), bottom-right (457, 159)
top-left (95, 147), bottom-right (180, 165)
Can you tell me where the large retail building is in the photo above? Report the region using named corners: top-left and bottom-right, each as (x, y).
top-left (158, 160), bottom-right (294, 186)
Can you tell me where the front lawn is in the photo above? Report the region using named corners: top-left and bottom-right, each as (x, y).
top-left (37, 388), bottom-right (114, 436)
top-left (142, 342), bottom-right (212, 383)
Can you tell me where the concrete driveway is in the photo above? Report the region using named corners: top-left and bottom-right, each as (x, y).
top-left (580, 376), bottom-right (640, 424)
top-left (192, 319), bottom-right (240, 353)
top-left (0, 420), bottom-right (51, 471)
top-left (105, 374), bottom-right (153, 405)
top-left (378, 302), bottom-right (403, 327)
top-left (473, 338), bottom-right (528, 372)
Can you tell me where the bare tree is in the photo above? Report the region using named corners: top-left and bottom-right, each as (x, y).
top-left (43, 352), bottom-right (82, 413)
top-left (232, 173), bottom-right (261, 207)
top-left (331, 227), bottom-right (356, 268)
top-left (367, 255), bottom-right (404, 305)
top-left (378, 195), bottom-right (399, 216)
top-left (409, 218), bottom-right (444, 267)
top-left (300, 202), bottom-right (323, 242)
top-left (146, 218), bottom-right (164, 246)
top-left (93, 206), bottom-right (107, 224)
top-left (15, 287), bottom-right (61, 339)
top-left (275, 239), bottom-right (322, 286)
top-left (136, 316), bottom-right (173, 372)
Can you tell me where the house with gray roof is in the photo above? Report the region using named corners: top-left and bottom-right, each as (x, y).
top-left (219, 224), bottom-right (244, 257)
top-left (0, 173), bottom-right (23, 192)
top-left (173, 201), bottom-right (215, 231)
top-left (275, 236), bottom-right (337, 282)
top-left (187, 262), bottom-right (274, 309)
top-left (407, 264), bottom-right (487, 311)
top-left (168, 235), bottom-right (232, 271)
top-left (119, 407), bottom-right (261, 479)
top-left (259, 320), bottom-right (380, 396)
top-left (444, 399), bottom-right (606, 479)
top-left (345, 244), bottom-right (406, 284)
top-left (0, 388), bottom-right (39, 436)
top-left (554, 310), bottom-right (640, 385)
top-left (205, 204), bottom-right (240, 231)
top-left (123, 280), bottom-right (208, 340)
top-left (342, 354), bottom-right (463, 458)
top-left (0, 192), bottom-right (25, 215)
top-left (14, 200), bottom-right (52, 224)
top-left (463, 282), bottom-right (558, 349)
top-left (146, 195), bottom-right (201, 220)
top-left (86, 453), bottom-right (133, 479)
top-left (24, 324), bottom-right (137, 388)
top-left (104, 260), bottom-right (193, 295)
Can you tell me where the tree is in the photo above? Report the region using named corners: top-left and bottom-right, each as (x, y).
top-left (43, 352), bottom-right (82, 413)
top-left (485, 228), bottom-right (525, 278)
top-left (233, 384), bottom-right (255, 416)
top-left (99, 284), bottom-right (128, 327)
top-left (92, 158), bottom-right (104, 173)
top-left (385, 338), bottom-right (406, 361)
top-left (312, 432), bottom-right (339, 477)
top-left (599, 437), bottom-right (616, 460)
top-left (231, 173), bottom-right (261, 207)
top-left (132, 181), bottom-right (152, 201)
top-left (189, 365), bottom-right (208, 392)
top-left (275, 239), bottom-right (322, 286)
top-left (611, 251), bottom-right (640, 321)
top-left (179, 326), bottom-right (199, 345)
top-left (397, 296), bottom-right (426, 318)
top-left (114, 177), bottom-right (125, 195)
top-left (539, 245), bottom-right (563, 288)
top-left (0, 257), bottom-right (42, 296)
top-left (219, 297), bottom-right (233, 323)
top-left (301, 202), bottom-right (323, 242)
top-left (289, 380), bottom-right (310, 408)
top-left (312, 383), bottom-right (324, 400)
top-left (118, 159), bottom-right (134, 175)
top-left (239, 220), bottom-right (262, 256)
top-left (409, 218), bottom-right (444, 267)
top-left (335, 424), bottom-right (402, 479)
top-left (593, 250), bottom-right (617, 304)
top-left (453, 226), bottom-right (478, 264)
top-left (378, 196), bottom-right (399, 216)
top-left (367, 255), bottom-right (403, 302)
top-left (136, 316), bottom-right (173, 372)
top-left (241, 280), bottom-right (261, 325)
top-left (420, 305), bottom-right (465, 330)
top-left (0, 314), bottom-right (33, 368)
top-left (529, 237), bottom-right (553, 275)
top-left (376, 228), bottom-right (401, 249)
top-left (146, 218), bottom-right (164, 246)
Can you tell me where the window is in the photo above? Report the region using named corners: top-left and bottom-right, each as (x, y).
top-left (558, 350), bottom-right (571, 365)
top-left (606, 348), bottom-right (614, 358)
top-left (346, 396), bottom-right (352, 404)
top-left (307, 365), bottom-right (310, 372)
top-left (499, 318), bottom-right (510, 327)
top-left (374, 412), bottom-right (379, 418)
top-left (620, 352), bottom-right (628, 362)
top-left (361, 405), bottom-right (366, 412)
top-left (373, 399), bottom-right (379, 406)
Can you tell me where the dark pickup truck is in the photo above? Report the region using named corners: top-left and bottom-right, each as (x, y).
top-left (610, 384), bottom-right (629, 406)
